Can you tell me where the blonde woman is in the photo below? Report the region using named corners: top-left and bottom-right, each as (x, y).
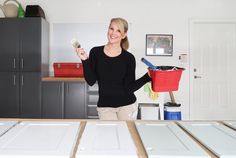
top-left (76, 17), bottom-right (151, 120)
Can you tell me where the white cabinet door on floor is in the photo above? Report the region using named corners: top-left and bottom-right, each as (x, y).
top-left (223, 121), bottom-right (236, 130)
top-left (178, 121), bottom-right (236, 158)
top-left (0, 121), bottom-right (80, 158)
top-left (135, 122), bottom-right (210, 158)
top-left (0, 121), bottom-right (18, 136)
top-left (76, 121), bottom-right (137, 158)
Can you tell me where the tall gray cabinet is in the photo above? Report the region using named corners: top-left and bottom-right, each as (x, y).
top-left (0, 18), bottom-right (49, 118)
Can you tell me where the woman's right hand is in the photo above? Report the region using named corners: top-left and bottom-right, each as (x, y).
top-left (76, 48), bottom-right (88, 61)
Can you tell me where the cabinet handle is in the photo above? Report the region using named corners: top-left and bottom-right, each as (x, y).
top-left (13, 75), bottom-right (16, 86)
top-left (13, 58), bottom-right (16, 69)
top-left (21, 58), bottom-right (24, 70)
top-left (58, 84), bottom-right (61, 94)
top-left (66, 84), bottom-right (69, 94)
top-left (21, 75), bottom-right (24, 86)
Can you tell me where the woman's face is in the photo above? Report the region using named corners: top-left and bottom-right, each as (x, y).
top-left (107, 22), bottom-right (126, 45)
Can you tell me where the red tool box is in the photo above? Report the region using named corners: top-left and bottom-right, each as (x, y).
top-left (53, 63), bottom-right (84, 77)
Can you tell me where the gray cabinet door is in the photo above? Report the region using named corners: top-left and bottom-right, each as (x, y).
top-left (64, 82), bottom-right (86, 119)
top-left (0, 19), bottom-right (19, 72)
top-left (42, 82), bottom-right (64, 119)
top-left (20, 72), bottom-right (41, 118)
top-left (0, 72), bottom-right (19, 117)
top-left (20, 18), bottom-right (42, 72)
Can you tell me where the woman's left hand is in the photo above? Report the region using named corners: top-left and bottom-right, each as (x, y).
top-left (76, 48), bottom-right (88, 61)
top-left (148, 71), bottom-right (151, 77)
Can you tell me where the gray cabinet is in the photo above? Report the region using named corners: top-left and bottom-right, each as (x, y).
top-left (0, 18), bottom-right (49, 118)
top-left (64, 82), bottom-right (86, 119)
top-left (0, 72), bottom-right (19, 117)
top-left (0, 19), bottom-right (19, 71)
top-left (42, 81), bottom-right (87, 119)
top-left (20, 72), bottom-right (41, 118)
top-left (0, 18), bottom-right (49, 72)
top-left (0, 72), bottom-right (41, 118)
top-left (42, 82), bottom-right (63, 119)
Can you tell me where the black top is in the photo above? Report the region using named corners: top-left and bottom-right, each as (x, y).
top-left (82, 46), bottom-right (151, 107)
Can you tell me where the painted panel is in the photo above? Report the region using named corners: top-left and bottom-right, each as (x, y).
top-left (135, 122), bottom-right (209, 158)
top-left (0, 121), bottom-right (80, 158)
top-left (76, 121), bottom-right (137, 158)
top-left (178, 121), bottom-right (236, 158)
top-left (223, 121), bottom-right (236, 130)
top-left (0, 121), bottom-right (17, 136)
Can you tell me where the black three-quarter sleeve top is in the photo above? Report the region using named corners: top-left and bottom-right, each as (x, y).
top-left (82, 46), bottom-right (151, 108)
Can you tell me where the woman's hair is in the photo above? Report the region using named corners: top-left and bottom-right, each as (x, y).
top-left (110, 17), bottom-right (129, 50)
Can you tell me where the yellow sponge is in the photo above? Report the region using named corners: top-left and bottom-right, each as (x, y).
top-left (144, 83), bottom-right (159, 100)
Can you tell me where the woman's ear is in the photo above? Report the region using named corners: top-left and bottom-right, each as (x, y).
top-left (122, 32), bottom-right (127, 39)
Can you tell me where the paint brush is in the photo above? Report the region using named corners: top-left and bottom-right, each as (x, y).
top-left (71, 38), bottom-right (81, 48)
top-left (141, 58), bottom-right (158, 70)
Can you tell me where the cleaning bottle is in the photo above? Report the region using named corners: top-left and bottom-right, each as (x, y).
top-left (17, 3), bottom-right (24, 18)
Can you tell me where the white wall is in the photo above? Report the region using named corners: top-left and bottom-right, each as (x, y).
top-left (1, 0), bottom-right (236, 119)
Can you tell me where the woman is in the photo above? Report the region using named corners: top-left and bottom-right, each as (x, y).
top-left (76, 17), bottom-right (151, 120)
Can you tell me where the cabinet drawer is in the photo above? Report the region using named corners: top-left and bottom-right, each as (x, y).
top-left (88, 95), bottom-right (98, 104)
top-left (88, 84), bottom-right (98, 92)
top-left (87, 105), bottom-right (98, 116)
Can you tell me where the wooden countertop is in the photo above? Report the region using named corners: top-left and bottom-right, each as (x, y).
top-left (42, 77), bottom-right (85, 81)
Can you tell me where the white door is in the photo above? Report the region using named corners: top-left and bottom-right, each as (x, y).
top-left (135, 122), bottom-right (209, 158)
top-left (0, 121), bottom-right (18, 136)
top-left (178, 121), bottom-right (236, 158)
top-left (76, 121), bottom-right (137, 158)
top-left (0, 121), bottom-right (80, 158)
top-left (190, 20), bottom-right (236, 120)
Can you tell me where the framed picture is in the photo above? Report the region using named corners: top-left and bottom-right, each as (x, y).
top-left (146, 34), bottom-right (173, 56)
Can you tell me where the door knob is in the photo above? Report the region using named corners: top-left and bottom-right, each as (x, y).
top-left (194, 75), bottom-right (202, 79)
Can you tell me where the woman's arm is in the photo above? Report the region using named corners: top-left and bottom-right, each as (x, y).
top-left (124, 54), bottom-right (151, 93)
top-left (81, 48), bottom-right (97, 86)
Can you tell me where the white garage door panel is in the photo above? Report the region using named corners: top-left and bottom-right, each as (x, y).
top-left (178, 121), bottom-right (236, 158)
top-left (76, 121), bottom-right (137, 158)
top-left (223, 121), bottom-right (236, 130)
top-left (0, 121), bottom-right (80, 158)
top-left (0, 121), bottom-right (18, 136)
top-left (135, 122), bottom-right (209, 158)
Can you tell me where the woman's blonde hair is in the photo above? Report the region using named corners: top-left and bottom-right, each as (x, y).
top-left (110, 17), bottom-right (129, 50)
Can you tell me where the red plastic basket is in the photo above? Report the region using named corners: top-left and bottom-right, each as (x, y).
top-left (149, 68), bottom-right (184, 92)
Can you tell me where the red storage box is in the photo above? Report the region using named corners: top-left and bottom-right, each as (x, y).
top-left (149, 67), bottom-right (184, 92)
top-left (53, 63), bottom-right (84, 77)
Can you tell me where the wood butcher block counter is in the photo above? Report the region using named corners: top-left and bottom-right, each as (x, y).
top-left (0, 119), bottom-right (233, 158)
top-left (42, 77), bottom-right (85, 81)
